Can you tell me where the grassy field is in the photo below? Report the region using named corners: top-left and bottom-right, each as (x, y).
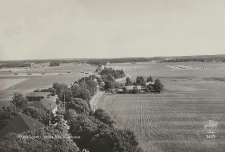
top-left (98, 62), bottom-right (225, 152)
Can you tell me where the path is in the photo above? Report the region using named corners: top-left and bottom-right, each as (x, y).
top-left (89, 91), bottom-right (104, 112)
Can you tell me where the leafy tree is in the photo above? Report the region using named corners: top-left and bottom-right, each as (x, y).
top-left (88, 128), bottom-right (142, 152)
top-left (94, 109), bottom-right (115, 127)
top-left (86, 80), bottom-right (97, 96)
top-left (52, 115), bottom-right (69, 133)
top-left (79, 81), bottom-right (88, 90)
top-left (71, 84), bottom-right (81, 98)
top-left (0, 106), bottom-right (20, 130)
top-left (125, 77), bottom-right (133, 86)
top-left (79, 89), bottom-right (90, 100)
top-left (60, 89), bottom-right (72, 103)
top-left (104, 81), bottom-right (114, 90)
top-left (12, 93), bottom-right (28, 109)
top-left (0, 127), bottom-right (79, 152)
top-left (147, 76), bottom-right (153, 82)
top-left (68, 115), bottom-right (99, 149)
top-left (114, 82), bottom-right (124, 89)
top-left (136, 76), bottom-right (145, 86)
top-left (23, 106), bottom-right (53, 126)
top-left (66, 98), bottom-right (91, 115)
top-left (53, 83), bottom-right (68, 98)
top-left (100, 68), bottom-right (125, 79)
top-left (102, 74), bottom-right (115, 82)
top-left (64, 109), bottom-right (77, 121)
top-left (153, 79), bottom-right (164, 93)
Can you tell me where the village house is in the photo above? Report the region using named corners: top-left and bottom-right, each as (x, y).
top-left (26, 92), bottom-right (51, 101)
top-left (117, 82), bottom-right (154, 93)
top-left (0, 113), bottom-right (44, 139)
top-left (125, 86), bottom-right (135, 93)
top-left (32, 98), bottom-right (58, 115)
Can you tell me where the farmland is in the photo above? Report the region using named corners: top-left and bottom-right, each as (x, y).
top-left (0, 63), bottom-right (96, 106)
top-left (1, 61), bottom-right (225, 151)
top-left (98, 62), bottom-right (225, 152)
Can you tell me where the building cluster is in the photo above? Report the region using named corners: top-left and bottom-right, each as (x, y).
top-left (0, 91), bottom-right (60, 139)
top-left (117, 82), bottom-right (154, 93)
top-left (26, 92), bottom-right (58, 115)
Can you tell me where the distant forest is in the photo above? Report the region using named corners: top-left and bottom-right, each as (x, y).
top-left (162, 57), bottom-right (225, 62)
top-left (0, 62), bottom-right (31, 68)
top-left (1, 55), bottom-right (225, 68)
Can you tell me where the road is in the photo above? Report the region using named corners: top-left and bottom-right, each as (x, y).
top-left (89, 91), bottom-right (104, 112)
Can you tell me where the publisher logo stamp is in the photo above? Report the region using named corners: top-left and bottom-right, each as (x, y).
top-left (204, 120), bottom-right (218, 139)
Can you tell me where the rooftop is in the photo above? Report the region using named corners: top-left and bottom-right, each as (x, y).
top-left (26, 92), bottom-right (51, 97)
top-left (0, 113), bottom-right (44, 138)
top-left (32, 98), bottom-right (57, 111)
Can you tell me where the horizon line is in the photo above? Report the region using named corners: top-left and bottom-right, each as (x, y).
top-left (1, 53), bottom-right (225, 62)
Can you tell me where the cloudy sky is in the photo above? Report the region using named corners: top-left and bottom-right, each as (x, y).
top-left (0, 0), bottom-right (225, 60)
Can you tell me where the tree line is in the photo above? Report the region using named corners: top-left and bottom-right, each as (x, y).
top-left (0, 62), bottom-right (31, 68)
top-left (99, 67), bottom-right (125, 79)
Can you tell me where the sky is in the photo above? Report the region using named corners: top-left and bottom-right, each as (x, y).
top-left (0, 0), bottom-right (225, 60)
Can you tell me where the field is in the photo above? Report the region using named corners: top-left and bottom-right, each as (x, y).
top-left (0, 64), bottom-right (96, 106)
top-left (98, 62), bottom-right (225, 152)
top-left (0, 78), bottom-right (28, 90)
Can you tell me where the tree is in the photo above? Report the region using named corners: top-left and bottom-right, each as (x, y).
top-left (60, 89), bottom-right (72, 103)
top-left (23, 106), bottom-right (53, 126)
top-left (136, 76), bottom-right (145, 86)
top-left (12, 93), bottom-right (28, 109)
top-left (71, 84), bottom-right (81, 98)
top-left (125, 77), bottom-right (132, 86)
top-left (0, 127), bottom-right (79, 152)
top-left (64, 109), bottom-right (77, 121)
top-left (0, 106), bottom-right (20, 130)
top-left (147, 76), bottom-right (153, 82)
top-left (86, 80), bottom-right (97, 96)
top-left (88, 128), bottom-right (142, 152)
top-left (94, 109), bottom-right (115, 127)
top-left (79, 89), bottom-right (90, 100)
top-left (153, 79), bottom-right (164, 93)
top-left (79, 81), bottom-right (88, 90)
top-left (104, 81), bottom-right (114, 90)
top-left (53, 82), bottom-right (68, 98)
top-left (66, 98), bottom-right (91, 115)
top-left (114, 82), bottom-right (124, 89)
top-left (68, 115), bottom-right (99, 149)
top-left (102, 74), bottom-right (115, 82)
top-left (52, 115), bottom-right (69, 133)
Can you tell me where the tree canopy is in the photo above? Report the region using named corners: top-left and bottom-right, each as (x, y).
top-left (88, 128), bottom-right (142, 152)
top-left (66, 98), bottom-right (91, 116)
top-left (136, 76), bottom-right (145, 86)
top-left (94, 109), bottom-right (115, 127)
top-left (0, 127), bottom-right (79, 152)
top-left (125, 77), bottom-right (133, 86)
top-left (153, 79), bottom-right (164, 93)
top-left (12, 93), bottom-right (28, 110)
